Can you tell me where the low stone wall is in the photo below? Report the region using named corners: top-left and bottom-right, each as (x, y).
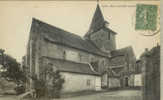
top-left (60, 72), bottom-right (101, 93)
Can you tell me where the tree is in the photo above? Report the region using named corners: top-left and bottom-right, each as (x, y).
top-left (32, 64), bottom-right (65, 99)
top-left (1, 54), bottom-right (26, 83)
top-left (51, 70), bottom-right (65, 98)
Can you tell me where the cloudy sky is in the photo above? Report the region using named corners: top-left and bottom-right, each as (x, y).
top-left (0, 1), bottom-right (160, 62)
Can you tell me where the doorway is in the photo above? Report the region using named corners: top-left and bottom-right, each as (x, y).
top-left (125, 77), bottom-right (129, 87)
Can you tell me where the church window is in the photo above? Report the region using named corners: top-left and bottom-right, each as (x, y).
top-left (87, 79), bottom-right (91, 86)
top-left (79, 53), bottom-right (82, 61)
top-left (63, 51), bottom-right (66, 59)
top-left (90, 61), bottom-right (99, 72)
top-left (108, 32), bottom-right (110, 40)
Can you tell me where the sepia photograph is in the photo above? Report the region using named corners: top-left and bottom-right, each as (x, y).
top-left (0, 0), bottom-right (160, 100)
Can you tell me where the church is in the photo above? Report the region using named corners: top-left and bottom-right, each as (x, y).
top-left (25, 4), bottom-right (136, 93)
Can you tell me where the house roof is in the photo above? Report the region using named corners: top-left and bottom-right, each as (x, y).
top-left (140, 45), bottom-right (160, 60)
top-left (31, 18), bottom-right (108, 57)
top-left (110, 55), bottom-right (126, 66)
top-left (111, 46), bottom-right (136, 61)
top-left (110, 46), bottom-right (136, 67)
top-left (42, 56), bottom-right (101, 76)
top-left (111, 46), bottom-right (133, 57)
top-left (111, 66), bottom-right (124, 74)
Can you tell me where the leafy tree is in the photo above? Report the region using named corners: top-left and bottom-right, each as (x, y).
top-left (31, 74), bottom-right (46, 98)
top-left (32, 65), bottom-right (64, 99)
top-left (1, 54), bottom-right (26, 83)
top-left (51, 70), bottom-right (65, 98)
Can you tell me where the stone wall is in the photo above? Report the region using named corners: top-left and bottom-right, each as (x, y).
top-left (90, 29), bottom-right (116, 53)
top-left (60, 72), bottom-right (101, 93)
top-left (142, 46), bottom-right (160, 100)
top-left (37, 57), bottom-right (102, 93)
top-left (27, 31), bottom-right (112, 91)
top-left (39, 38), bottom-right (109, 73)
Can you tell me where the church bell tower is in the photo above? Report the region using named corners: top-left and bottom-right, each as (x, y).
top-left (84, 4), bottom-right (117, 53)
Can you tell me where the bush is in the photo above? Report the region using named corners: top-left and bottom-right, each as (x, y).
top-left (51, 71), bottom-right (65, 98)
top-left (15, 84), bottom-right (25, 95)
top-left (31, 67), bottom-right (65, 98)
top-left (32, 75), bottom-right (46, 98)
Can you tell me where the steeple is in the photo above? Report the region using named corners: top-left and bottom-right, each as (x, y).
top-left (84, 4), bottom-right (105, 38)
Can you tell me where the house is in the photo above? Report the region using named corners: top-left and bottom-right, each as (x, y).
top-left (41, 56), bottom-right (101, 92)
top-left (25, 4), bottom-right (136, 93)
top-left (102, 46), bottom-right (136, 88)
top-left (140, 46), bottom-right (160, 100)
top-left (134, 60), bottom-right (142, 87)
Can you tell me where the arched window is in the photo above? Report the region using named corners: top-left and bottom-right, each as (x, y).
top-left (125, 77), bottom-right (129, 87)
top-left (63, 51), bottom-right (66, 59)
top-left (108, 32), bottom-right (110, 40)
top-left (90, 61), bottom-right (99, 72)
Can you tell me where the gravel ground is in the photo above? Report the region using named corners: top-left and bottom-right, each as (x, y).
top-left (0, 90), bottom-right (142, 100)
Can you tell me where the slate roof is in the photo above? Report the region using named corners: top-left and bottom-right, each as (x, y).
top-left (84, 4), bottom-right (117, 38)
top-left (110, 46), bottom-right (136, 68)
top-left (111, 46), bottom-right (135, 59)
top-left (31, 18), bottom-right (108, 57)
top-left (87, 4), bottom-right (105, 34)
top-left (42, 56), bottom-right (101, 76)
top-left (111, 66), bottom-right (124, 74)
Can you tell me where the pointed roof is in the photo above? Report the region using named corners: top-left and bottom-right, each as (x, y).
top-left (85, 4), bottom-right (105, 37)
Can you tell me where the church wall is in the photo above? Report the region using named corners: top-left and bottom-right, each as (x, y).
top-left (26, 29), bottom-right (42, 88)
top-left (40, 39), bottom-right (65, 60)
top-left (36, 57), bottom-right (101, 93)
top-left (39, 37), bottom-right (109, 73)
top-left (28, 32), bottom-right (38, 76)
top-left (27, 33), bottom-right (45, 78)
top-left (34, 35), bottom-right (42, 78)
top-left (90, 29), bottom-right (116, 53)
top-left (108, 32), bottom-right (116, 51)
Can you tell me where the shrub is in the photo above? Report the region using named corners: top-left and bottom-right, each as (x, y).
top-left (15, 84), bottom-right (25, 95)
top-left (31, 70), bottom-right (64, 99)
top-left (51, 71), bottom-right (65, 98)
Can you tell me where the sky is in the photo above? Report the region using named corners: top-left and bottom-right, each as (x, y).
top-left (0, 1), bottom-right (160, 62)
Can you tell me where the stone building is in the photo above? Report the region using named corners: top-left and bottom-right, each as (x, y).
top-left (141, 46), bottom-right (160, 100)
top-left (102, 46), bottom-right (136, 88)
top-left (134, 60), bottom-right (142, 87)
top-left (25, 4), bottom-right (136, 92)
